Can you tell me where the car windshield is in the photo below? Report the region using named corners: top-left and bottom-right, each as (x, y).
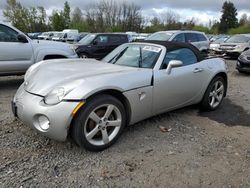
top-left (42, 32), bottom-right (49, 36)
top-left (53, 32), bottom-right (63, 37)
top-left (78, 34), bottom-right (96, 45)
top-left (214, 37), bottom-right (228, 43)
top-left (102, 44), bottom-right (161, 68)
top-left (146, 32), bottom-right (173, 41)
top-left (225, 35), bottom-right (250, 43)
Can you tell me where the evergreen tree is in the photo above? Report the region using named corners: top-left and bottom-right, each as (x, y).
top-left (219, 1), bottom-right (238, 33)
top-left (63, 1), bottom-right (71, 29)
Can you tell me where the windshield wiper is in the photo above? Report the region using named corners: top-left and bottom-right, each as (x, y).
top-left (139, 47), bottom-right (142, 68)
top-left (108, 47), bottom-right (128, 64)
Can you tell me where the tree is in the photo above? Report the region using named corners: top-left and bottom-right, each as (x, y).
top-left (218, 1), bottom-right (238, 33)
top-left (37, 6), bottom-right (49, 32)
top-left (239, 13), bottom-right (249, 26)
top-left (50, 10), bottom-right (65, 31)
top-left (63, 1), bottom-right (71, 29)
top-left (70, 7), bottom-right (87, 31)
top-left (160, 10), bottom-right (180, 29)
top-left (84, 0), bottom-right (143, 32)
top-left (3, 0), bottom-right (30, 32)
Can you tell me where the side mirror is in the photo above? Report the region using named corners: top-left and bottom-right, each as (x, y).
top-left (17, 34), bottom-right (28, 43)
top-left (93, 40), bottom-right (98, 45)
top-left (166, 60), bottom-right (183, 74)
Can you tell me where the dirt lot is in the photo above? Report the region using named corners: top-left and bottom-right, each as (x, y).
top-left (0, 59), bottom-right (250, 187)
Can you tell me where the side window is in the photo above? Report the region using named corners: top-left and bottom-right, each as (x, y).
top-left (109, 35), bottom-right (121, 43)
top-left (96, 35), bottom-right (108, 44)
top-left (120, 35), bottom-right (128, 42)
top-left (172, 33), bottom-right (185, 42)
top-left (185, 33), bottom-right (198, 42)
top-left (0, 24), bottom-right (18, 42)
top-left (197, 34), bottom-right (207, 41)
top-left (161, 48), bottom-right (197, 69)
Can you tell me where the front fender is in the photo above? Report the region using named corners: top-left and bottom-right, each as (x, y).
top-left (64, 85), bottom-right (125, 101)
top-left (63, 69), bottom-right (153, 100)
top-left (35, 49), bottom-right (73, 62)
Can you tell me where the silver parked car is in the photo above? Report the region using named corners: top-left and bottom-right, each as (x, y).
top-left (219, 34), bottom-right (250, 57)
top-left (0, 23), bottom-right (78, 76)
top-left (146, 30), bottom-right (209, 53)
top-left (13, 41), bottom-right (228, 151)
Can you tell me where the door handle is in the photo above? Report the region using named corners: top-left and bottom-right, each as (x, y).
top-left (193, 68), bottom-right (203, 73)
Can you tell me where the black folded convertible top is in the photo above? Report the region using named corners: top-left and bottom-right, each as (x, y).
top-left (142, 40), bottom-right (204, 62)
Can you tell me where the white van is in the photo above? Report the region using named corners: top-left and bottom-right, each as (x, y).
top-left (62, 29), bottom-right (79, 43)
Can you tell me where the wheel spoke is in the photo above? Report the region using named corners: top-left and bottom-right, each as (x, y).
top-left (209, 92), bottom-right (214, 97)
top-left (86, 126), bottom-right (99, 141)
top-left (103, 105), bottom-right (114, 119)
top-left (215, 94), bottom-right (222, 102)
top-left (107, 119), bottom-right (121, 127)
top-left (89, 111), bottom-right (101, 123)
top-left (101, 129), bottom-right (109, 144)
top-left (215, 81), bottom-right (219, 90)
top-left (210, 96), bottom-right (215, 107)
top-left (216, 85), bottom-right (223, 93)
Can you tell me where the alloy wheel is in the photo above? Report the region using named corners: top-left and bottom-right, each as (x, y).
top-left (84, 104), bottom-right (122, 146)
top-left (208, 80), bottom-right (224, 108)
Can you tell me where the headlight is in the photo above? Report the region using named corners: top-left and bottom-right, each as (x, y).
top-left (70, 45), bottom-right (76, 53)
top-left (44, 79), bottom-right (84, 105)
top-left (235, 44), bottom-right (245, 49)
top-left (44, 87), bottom-right (65, 105)
top-left (239, 54), bottom-right (248, 62)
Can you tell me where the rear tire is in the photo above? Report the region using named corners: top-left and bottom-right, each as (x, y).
top-left (70, 94), bottom-right (126, 151)
top-left (200, 76), bottom-right (225, 111)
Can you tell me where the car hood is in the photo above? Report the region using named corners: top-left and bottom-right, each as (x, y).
top-left (221, 42), bottom-right (247, 46)
top-left (24, 59), bottom-right (144, 96)
top-left (32, 40), bottom-right (71, 48)
top-left (74, 43), bottom-right (88, 49)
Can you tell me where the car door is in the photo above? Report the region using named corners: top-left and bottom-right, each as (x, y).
top-left (0, 24), bottom-right (33, 74)
top-left (185, 33), bottom-right (200, 50)
top-left (92, 35), bottom-right (109, 59)
top-left (108, 35), bottom-right (122, 53)
top-left (197, 33), bottom-right (209, 51)
top-left (172, 33), bottom-right (185, 43)
top-left (153, 48), bottom-right (206, 114)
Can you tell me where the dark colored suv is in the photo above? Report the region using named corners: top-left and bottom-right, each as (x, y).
top-left (74, 33), bottom-right (129, 59)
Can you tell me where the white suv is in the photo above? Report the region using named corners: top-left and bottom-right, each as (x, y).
top-left (146, 30), bottom-right (209, 52)
top-left (219, 34), bottom-right (250, 56)
top-left (0, 23), bottom-right (78, 76)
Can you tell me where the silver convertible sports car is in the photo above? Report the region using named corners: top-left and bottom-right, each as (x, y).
top-left (12, 41), bottom-right (228, 151)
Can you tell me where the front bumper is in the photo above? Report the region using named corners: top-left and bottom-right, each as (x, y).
top-left (219, 48), bottom-right (243, 56)
top-left (67, 54), bottom-right (79, 59)
top-left (13, 84), bottom-right (80, 141)
top-left (236, 61), bottom-right (250, 73)
top-left (209, 48), bottom-right (223, 54)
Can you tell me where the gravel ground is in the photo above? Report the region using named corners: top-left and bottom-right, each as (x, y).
top-left (0, 59), bottom-right (250, 187)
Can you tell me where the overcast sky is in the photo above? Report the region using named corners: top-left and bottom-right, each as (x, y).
top-left (0, 0), bottom-right (250, 25)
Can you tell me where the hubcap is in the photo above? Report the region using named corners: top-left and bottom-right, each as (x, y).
top-left (84, 104), bottom-right (122, 146)
top-left (80, 54), bottom-right (87, 58)
top-left (209, 80), bottom-right (224, 108)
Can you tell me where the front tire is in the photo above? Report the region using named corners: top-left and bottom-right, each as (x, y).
top-left (71, 94), bottom-right (126, 151)
top-left (79, 53), bottom-right (88, 58)
top-left (200, 76), bottom-right (225, 111)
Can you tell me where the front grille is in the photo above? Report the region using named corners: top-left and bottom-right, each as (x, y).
top-left (220, 45), bottom-right (236, 50)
